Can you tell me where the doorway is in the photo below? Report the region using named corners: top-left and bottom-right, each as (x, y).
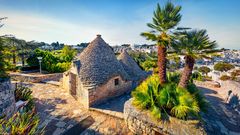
top-left (69, 73), bottom-right (77, 95)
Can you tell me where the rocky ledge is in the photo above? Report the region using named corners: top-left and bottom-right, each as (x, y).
top-left (0, 78), bottom-right (15, 118)
top-left (123, 98), bottom-right (206, 135)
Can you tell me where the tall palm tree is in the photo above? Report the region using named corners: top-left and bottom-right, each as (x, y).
top-left (173, 29), bottom-right (217, 88)
top-left (141, 2), bottom-right (182, 85)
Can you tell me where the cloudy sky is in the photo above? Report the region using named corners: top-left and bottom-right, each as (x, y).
top-left (0, 0), bottom-right (240, 49)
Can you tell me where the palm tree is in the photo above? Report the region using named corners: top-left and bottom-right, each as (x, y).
top-left (141, 2), bottom-right (182, 85)
top-left (173, 29), bottom-right (217, 88)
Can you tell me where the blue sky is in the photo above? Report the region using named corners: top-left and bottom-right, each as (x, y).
top-left (0, 0), bottom-right (240, 49)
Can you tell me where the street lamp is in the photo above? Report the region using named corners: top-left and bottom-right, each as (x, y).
top-left (37, 57), bottom-right (43, 74)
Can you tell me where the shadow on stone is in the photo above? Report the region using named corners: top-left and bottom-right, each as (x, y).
top-left (92, 93), bottom-right (131, 113)
top-left (63, 116), bottom-right (95, 135)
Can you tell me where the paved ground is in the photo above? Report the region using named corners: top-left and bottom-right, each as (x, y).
top-left (26, 81), bottom-right (240, 135)
top-left (197, 84), bottom-right (240, 135)
top-left (28, 83), bottom-right (132, 135)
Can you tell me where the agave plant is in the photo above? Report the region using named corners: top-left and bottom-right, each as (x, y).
top-left (14, 83), bottom-right (35, 111)
top-left (0, 112), bottom-right (44, 135)
top-left (141, 2), bottom-right (182, 85)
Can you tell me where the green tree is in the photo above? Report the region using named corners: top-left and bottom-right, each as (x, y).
top-left (214, 62), bottom-right (235, 72)
top-left (173, 29), bottom-right (217, 88)
top-left (141, 2), bottom-right (182, 85)
top-left (61, 45), bottom-right (76, 62)
top-left (198, 66), bottom-right (211, 76)
top-left (0, 17), bottom-right (8, 78)
top-left (141, 60), bottom-right (157, 71)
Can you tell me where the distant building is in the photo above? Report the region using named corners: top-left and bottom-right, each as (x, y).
top-left (132, 44), bottom-right (157, 53)
top-left (62, 35), bottom-right (147, 108)
top-left (40, 44), bottom-right (54, 50)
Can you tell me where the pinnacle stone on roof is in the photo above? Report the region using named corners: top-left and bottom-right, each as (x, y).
top-left (77, 35), bottom-right (130, 86)
top-left (118, 50), bottom-right (147, 81)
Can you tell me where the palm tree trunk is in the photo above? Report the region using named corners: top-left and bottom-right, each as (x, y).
top-left (12, 50), bottom-right (16, 65)
top-left (21, 54), bottom-right (24, 66)
top-left (158, 45), bottom-right (167, 85)
top-left (178, 55), bottom-right (195, 88)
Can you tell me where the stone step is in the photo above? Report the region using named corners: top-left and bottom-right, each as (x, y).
top-left (89, 108), bottom-right (124, 119)
top-left (42, 80), bottom-right (60, 86)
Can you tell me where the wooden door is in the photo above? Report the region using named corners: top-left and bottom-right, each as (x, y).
top-left (70, 73), bottom-right (77, 95)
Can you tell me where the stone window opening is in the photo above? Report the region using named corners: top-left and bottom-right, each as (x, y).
top-left (114, 78), bottom-right (119, 86)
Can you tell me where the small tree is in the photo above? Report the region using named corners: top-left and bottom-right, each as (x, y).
top-left (0, 17), bottom-right (8, 78)
top-left (214, 62), bottom-right (235, 72)
top-left (198, 66), bottom-right (211, 76)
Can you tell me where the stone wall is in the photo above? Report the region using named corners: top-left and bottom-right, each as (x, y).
top-left (10, 73), bottom-right (62, 83)
top-left (0, 78), bottom-right (15, 118)
top-left (219, 80), bottom-right (240, 98)
top-left (124, 99), bottom-right (206, 135)
top-left (88, 75), bottom-right (132, 107)
top-left (62, 72), bottom-right (70, 91)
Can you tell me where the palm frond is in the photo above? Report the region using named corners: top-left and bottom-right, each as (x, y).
top-left (140, 32), bottom-right (157, 41)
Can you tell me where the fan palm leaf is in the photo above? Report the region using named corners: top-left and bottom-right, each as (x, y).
top-left (172, 29), bottom-right (217, 88)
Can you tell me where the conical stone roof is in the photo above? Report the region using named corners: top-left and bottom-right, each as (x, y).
top-left (78, 35), bottom-right (130, 86)
top-left (118, 50), bottom-right (147, 81)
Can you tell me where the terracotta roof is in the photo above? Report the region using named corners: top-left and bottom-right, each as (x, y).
top-left (77, 35), bottom-right (130, 86)
top-left (118, 50), bottom-right (147, 81)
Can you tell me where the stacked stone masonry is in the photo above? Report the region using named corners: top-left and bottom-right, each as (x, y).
top-left (124, 98), bottom-right (206, 135)
top-left (0, 78), bottom-right (15, 118)
top-left (10, 73), bottom-right (62, 83)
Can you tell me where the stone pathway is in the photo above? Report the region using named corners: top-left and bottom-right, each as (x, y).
top-left (197, 84), bottom-right (240, 135)
top-left (30, 83), bottom-right (88, 135)
top-left (29, 83), bottom-right (132, 135)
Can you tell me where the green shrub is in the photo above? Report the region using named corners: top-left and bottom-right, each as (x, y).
top-left (14, 84), bottom-right (34, 111)
top-left (141, 60), bottom-right (157, 71)
top-left (192, 72), bottom-right (203, 81)
top-left (132, 74), bottom-right (207, 120)
top-left (0, 112), bottom-right (44, 135)
top-left (219, 75), bottom-right (231, 81)
top-left (0, 37), bottom-right (8, 78)
top-left (214, 62), bottom-right (235, 72)
top-left (198, 66), bottom-right (211, 76)
top-left (167, 72), bottom-right (180, 83)
top-left (26, 49), bottom-right (72, 73)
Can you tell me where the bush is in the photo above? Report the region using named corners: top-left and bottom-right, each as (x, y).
top-left (0, 37), bottom-right (8, 78)
top-left (198, 66), bottom-right (211, 75)
top-left (27, 49), bottom-right (72, 73)
top-left (132, 74), bottom-right (208, 120)
top-left (219, 75), bottom-right (231, 81)
top-left (192, 72), bottom-right (203, 81)
top-left (214, 62), bottom-right (235, 72)
top-left (14, 84), bottom-right (34, 111)
top-left (141, 60), bottom-right (157, 71)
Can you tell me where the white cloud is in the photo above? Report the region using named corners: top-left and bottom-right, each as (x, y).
top-left (0, 9), bottom-right (239, 49)
top-left (0, 10), bottom-right (152, 45)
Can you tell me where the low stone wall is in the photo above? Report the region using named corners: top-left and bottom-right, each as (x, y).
top-left (194, 81), bottom-right (220, 88)
top-left (124, 99), bottom-right (206, 135)
top-left (0, 78), bottom-right (15, 118)
top-left (10, 73), bottom-right (62, 83)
